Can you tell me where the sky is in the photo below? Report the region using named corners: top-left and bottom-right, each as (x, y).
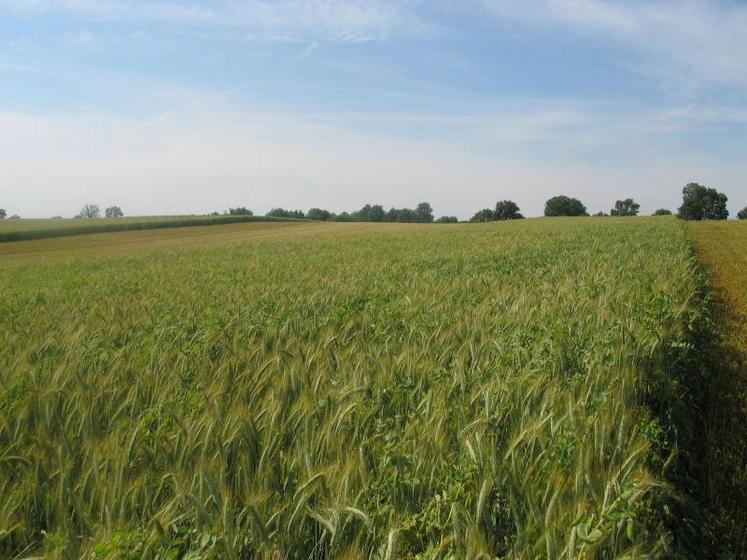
top-left (1, 0), bottom-right (746, 219)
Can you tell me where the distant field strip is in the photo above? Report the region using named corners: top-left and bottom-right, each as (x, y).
top-left (691, 221), bottom-right (747, 552)
top-left (0, 218), bottom-right (706, 558)
top-left (0, 214), bottom-right (296, 242)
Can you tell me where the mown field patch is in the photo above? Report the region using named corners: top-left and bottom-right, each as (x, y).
top-left (690, 220), bottom-right (747, 554)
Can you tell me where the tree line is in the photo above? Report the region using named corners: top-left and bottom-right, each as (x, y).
top-left (264, 202), bottom-right (439, 223)
top-left (2, 183), bottom-right (744, 222)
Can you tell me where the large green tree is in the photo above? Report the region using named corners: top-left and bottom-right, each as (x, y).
top-left (414, 202), bottom-right (434, 223)
top-left (544, 196), bottom-right (588, 217)
top-left (610, 198), bottom-right (640, 217)
top-left (494, 200), bottom-right (524, 220)
top-left (738, 207), bottom-right (747, 220)
top-left (677, 183), bottom-right (728, 220)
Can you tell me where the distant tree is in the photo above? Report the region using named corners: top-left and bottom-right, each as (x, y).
top-left (227, 207), bottom-right (253, 216)
top-left (652, 209), bottom-right (672, 216)
top-left (593, 211), bottom-right (609, 217)
top-left (0, 209), bottom-right (6, 219)
top-left (9, 214), bottom-right (21, 219)
top-left (738, 207), bottom-right (747, 220)
top-left (306, 208), bottom-right (332, 221)
top-left (494, 200), bottom-right (524, 220)
top-left (352, 204), bottom-right (386, 222)
top-left (544, 196), bottom-right (588, 217)
top-left (51, 216), bottom-right (63, 219)
top-left (267, 208), bottom-right (305, 219)
top-left (415, 202), bottom-right (435, 223)
top-left (77, 204), bottom-right (101, 219)
top-left (436, 215), bottom-right (458, 223)
top-left (105, 206), bottom-right (124, 218)
top-left (677, 183), bottom-right (728, 220)
top-left (470, 208), bottom-right (495, 222)
top-left (385, 207), bottom-right (414, 222)
top-left (610, 198), bottom-right (640, 216)
top-left (335, 212), bottom-right (353, 222)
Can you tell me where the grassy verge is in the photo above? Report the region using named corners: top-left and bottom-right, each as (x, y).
top-left (689, 220), bottom-right (747, 555)
top-left (0, 215), bottom-right (297, 243)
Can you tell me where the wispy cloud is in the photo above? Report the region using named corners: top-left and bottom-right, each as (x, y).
top-left (0, 0), bottom-right (443, 43)
top-left (479, 0), bottom-right (747, 91)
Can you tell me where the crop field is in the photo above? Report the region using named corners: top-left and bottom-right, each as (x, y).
top-left (0, 218), bottom-right (707, 559)
top-left (0, 214), bottom-right (289, 243)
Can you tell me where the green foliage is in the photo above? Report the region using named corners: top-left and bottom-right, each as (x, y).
top-left (435, 216), bottom-right (458, 223)
top-left (266, 208), bottom-right (306, 219)
top-left (494, 200), bottom-right (524, 220)
top-left (544, 196), bottom-right (588, 217)
top-left (0, 218), bottom-right (705, 558)
top-left (0, 209), bottom-right (6, 219)
top-left (677, 183), bottom-right (729, 220)
top-left (610, 198), bottom-right (640, 216)
top-left (470, 201), bottom-right (523, 222)
top-left (469, 208), bottom-right (495, 222)
top-left (653, 209), bottom-right (672, 216)
top-left (226, 207), bottom-right (252, 216)
top-left (353, 204), bottom-right (386, 222)
top-left (305, 208), bottom-right (332, 221)
top-left (105, 206), bottom-right (124, 218)
top-left (737, 207), bottom-right (747, 220)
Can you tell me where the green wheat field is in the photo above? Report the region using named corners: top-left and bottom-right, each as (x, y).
top-left (0, 218), bottom-right (707, 559)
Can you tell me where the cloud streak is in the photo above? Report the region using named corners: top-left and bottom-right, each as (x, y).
top-left (0, 0), bottom-right (443, 43)
top-left (479, 0), bottom-right (747, 91)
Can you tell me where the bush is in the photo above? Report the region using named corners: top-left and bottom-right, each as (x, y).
top-left (653, 209), bottom-right (672, 216)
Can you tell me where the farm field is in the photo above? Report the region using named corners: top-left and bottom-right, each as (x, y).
top-left (0, 214), bottom-right (290, 243)
top-left (690, 221), bottom-right (747, 552)
top-left (0, 217), bottom-right (710, 558)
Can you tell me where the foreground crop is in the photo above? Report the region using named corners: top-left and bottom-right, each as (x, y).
top-left (0, 218), bottom-right (703, 558)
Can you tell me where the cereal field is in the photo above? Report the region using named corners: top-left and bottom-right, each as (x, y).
top-left (0, 218), bottom-right (706, 558)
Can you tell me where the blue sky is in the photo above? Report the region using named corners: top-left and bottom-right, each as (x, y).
top-left (1, 0), bottom-right (746, 218)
